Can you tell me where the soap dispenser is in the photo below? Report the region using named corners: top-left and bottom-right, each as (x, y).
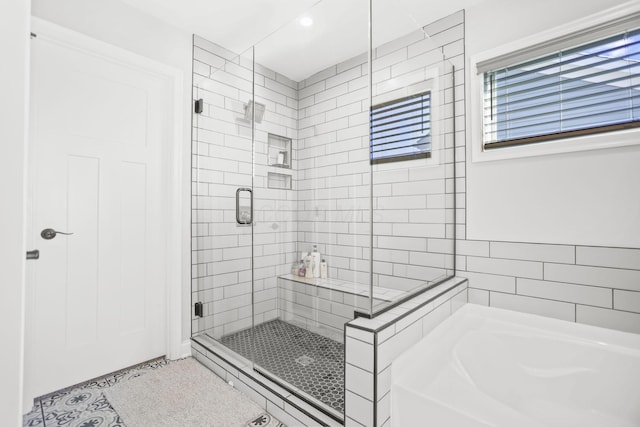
top-left (311, 245), bottom-right (321, 278)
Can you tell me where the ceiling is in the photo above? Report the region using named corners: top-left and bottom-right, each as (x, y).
top-left (119, 0), bottom-right (482, 81)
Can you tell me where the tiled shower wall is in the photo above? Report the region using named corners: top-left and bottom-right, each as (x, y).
top-left (295, 12), bottom-right (461, 293)
top-left (343, 11), bottom-right (467, 427)
top-left (458, 241), bottom-right (640, 334)
top-left (191, 36), bottom-right (299, 338)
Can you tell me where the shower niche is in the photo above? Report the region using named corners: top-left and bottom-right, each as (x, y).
top-left (191, 1), bottom-right (458, 424)
top-left (267, 133), bottom-right (292, 189)
top-left (267, 133), bottom-right (291, 169)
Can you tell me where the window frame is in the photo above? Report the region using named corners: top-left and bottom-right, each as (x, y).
top-left (370, 67), bottom-right (442, 167)
top-left (369, 90), bottom-right (433, 165)
top-left (469, 4), bottom-right (640, 163)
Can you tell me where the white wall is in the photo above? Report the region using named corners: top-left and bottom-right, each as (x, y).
top-left (0, 0), bottom-right (30, 423)
top-left (465, 0), bottom-right (640, 248)
top-left (458, 0), bottom-right (640, 334)
top-left (32, 0), bottom-right (194, 346)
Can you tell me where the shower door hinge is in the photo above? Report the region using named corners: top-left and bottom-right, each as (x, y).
top-left (194, 301), bottom-right (203, 318)
top-left (194, 99), bottom-right (203, 114)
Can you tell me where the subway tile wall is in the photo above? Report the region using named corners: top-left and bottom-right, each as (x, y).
top-left (458, 241), bottom-right (640, 334)
top-left (344, 278), bottom-right (468, 427)
top-left (277, 276), bottom-right (370, 342)
top-left (191, 36), bottom-right (299, 338)
top-left (295, 11), bottom-right (462, 295)
top-left (342, 12), bottom-right (468, 426)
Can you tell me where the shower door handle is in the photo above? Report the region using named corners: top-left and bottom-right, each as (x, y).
top-left (236, 188), bottom-right (253, 225)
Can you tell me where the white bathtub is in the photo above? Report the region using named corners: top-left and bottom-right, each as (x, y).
top-left (391, 304), bottom-right (640, 427)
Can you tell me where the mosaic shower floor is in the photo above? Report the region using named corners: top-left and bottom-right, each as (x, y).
top-left (220, 319), bottom-right (345, 413)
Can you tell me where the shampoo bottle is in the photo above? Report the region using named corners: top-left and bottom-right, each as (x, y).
top-left (320, 259), bottom-right (328, 279)
top-left (304, 253), bottom-right (314, 279)
top-left (311, 245), bottom-right (321, 278)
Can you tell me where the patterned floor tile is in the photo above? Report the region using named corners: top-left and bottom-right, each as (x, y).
top-left (38, 389), bottom-right (123, 427)
top-left (22, 400), bottom-right (44, 427)
top-left (23, 356), bottom-right (284, 427)
top-left (246, 412), bottom-right (286, 427)
top-left (221, 319), bottom-right (345, 413)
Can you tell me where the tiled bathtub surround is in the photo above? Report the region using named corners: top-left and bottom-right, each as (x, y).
top-left (458, 241), bottom-right (640, 334)
top-left (344, 277), bottom-right (468, 427)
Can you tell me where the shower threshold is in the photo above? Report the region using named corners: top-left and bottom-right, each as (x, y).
top-left (191, 321), bottom-right (345, 426)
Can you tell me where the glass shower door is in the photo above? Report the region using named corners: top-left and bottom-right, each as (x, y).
top-left (241, 0), bottom-right (371, 419)
top-left (191, 41), bottom-right (257, 345)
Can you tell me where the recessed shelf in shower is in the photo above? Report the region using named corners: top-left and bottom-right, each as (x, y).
top-left (267, 133), bottom-right (291, 169)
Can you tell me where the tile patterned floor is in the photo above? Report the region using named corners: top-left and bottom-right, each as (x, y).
top-left (23, 358), bottom-right (282, 427)
top-left (221, 319), bottom-right (345, 413)
top-left (23, 358), bottom-right (169, 427)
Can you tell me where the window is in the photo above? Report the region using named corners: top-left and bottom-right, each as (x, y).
top-left (481, 26), bottom-right (640, 150)
top-left (370, 91), bottom-right (431, 164)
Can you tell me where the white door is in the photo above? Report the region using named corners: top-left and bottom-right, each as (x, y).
top-left (26, 24), bottom-right (172, 398)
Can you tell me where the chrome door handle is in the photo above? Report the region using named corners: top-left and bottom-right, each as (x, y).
top-left (236, 188), bottom-right (253, 225)
top-left (41, 228), bottom-right (74, 240)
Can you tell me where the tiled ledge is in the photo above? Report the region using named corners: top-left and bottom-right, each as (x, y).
top-left (347, 276), bottom-right (468, 332)
top-left (343, 276), bottom-right (469, 427)
top-left (279, 274), bottom-right (405, 302)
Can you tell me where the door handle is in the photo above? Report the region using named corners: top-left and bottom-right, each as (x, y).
top-left (26, 249), bottom-right (40, 260)
top-left (236, 188), bottom-right (253, 225)
top-left (41, 228), bottom-right (74, 240)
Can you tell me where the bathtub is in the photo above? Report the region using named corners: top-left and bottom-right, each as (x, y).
top-left (391, 304), bottom-right (640, 427)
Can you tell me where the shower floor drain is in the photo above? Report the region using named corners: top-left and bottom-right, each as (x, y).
top-left (295, 355), bottom-right (315, 367)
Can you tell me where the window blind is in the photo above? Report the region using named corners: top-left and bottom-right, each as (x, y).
top-left (483, 27), bottom-right (640, 149)
top-left (370, 91), bottom-right (431, 163)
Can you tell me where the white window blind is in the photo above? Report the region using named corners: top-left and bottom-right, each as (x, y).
top-left (483, 27), bottom-right (640, 149)
top-left (370, 91), bottom-right (431, 163)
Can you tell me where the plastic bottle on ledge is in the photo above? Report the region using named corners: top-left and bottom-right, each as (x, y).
top-left (298, 259), bottom-right (306, 277)
top-left (304, 253), bottom-right (314, 279)
top-left (311, 245), bottom-right (321, 278)
top-left (320, 259), bottom-right (328, 279)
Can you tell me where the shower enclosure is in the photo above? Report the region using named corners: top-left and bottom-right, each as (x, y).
top-left (191, 0), bottom-right (458, 422)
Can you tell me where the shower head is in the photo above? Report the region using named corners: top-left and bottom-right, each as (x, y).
top-left (244, 100), bottom-right (265, 123)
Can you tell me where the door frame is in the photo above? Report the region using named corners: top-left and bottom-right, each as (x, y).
top-left (25, 17), bottom-right (187, 406)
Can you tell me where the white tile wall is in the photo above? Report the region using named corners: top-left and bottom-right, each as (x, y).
top-left (459, 241), bottom-right (640, 333)
top-left (191, 36), bottom-right (298, 337)
top-left (344, 277), bottom-right (468, 427)
top-left (294, 16), bottom-right (458, 295)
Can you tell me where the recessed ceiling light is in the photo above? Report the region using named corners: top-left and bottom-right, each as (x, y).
top-left (299, 16), bottom-right (313, 27)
